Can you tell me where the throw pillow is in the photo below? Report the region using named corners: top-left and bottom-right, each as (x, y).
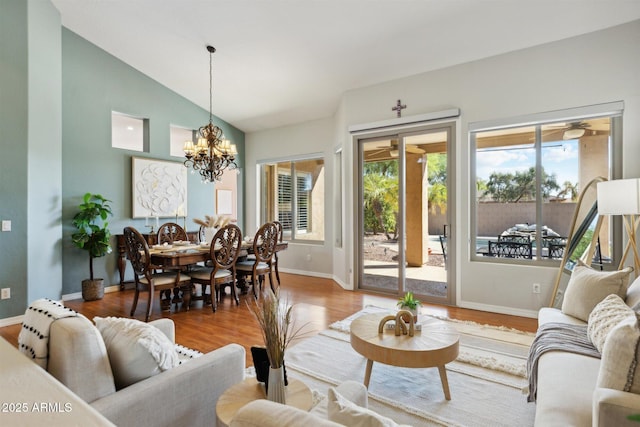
top-left (588, 294), bottom-right (636, 353)
top-left (596, 314), bottom-right (640, 394)
top-left (561, 262), bottom-right (633, 322)
top-left (94, 316), bottom-right (180, 389)
top-left (327, 387), bottom-right (403, 427)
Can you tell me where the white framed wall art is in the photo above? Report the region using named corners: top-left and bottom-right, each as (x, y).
top-left (132, 157), bottom-right (187, 218)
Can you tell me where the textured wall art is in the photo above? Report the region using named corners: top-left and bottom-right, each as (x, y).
top-left (132, 157), bottom-right (187, 218)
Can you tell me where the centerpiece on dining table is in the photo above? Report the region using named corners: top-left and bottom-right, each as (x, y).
top-left (193, 214), bottom-right (231, 244)
top-left (248, 288), bottom-right (305, 404)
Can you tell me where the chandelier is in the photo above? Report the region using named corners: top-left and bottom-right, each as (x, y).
top-left (184, 45), bottom-right (237, 182)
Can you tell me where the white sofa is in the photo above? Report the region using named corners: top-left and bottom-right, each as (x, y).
top-left (1, 336), bottom-right (115, 426)
top-left (46, 315), bottom-right (245, 427)
top-left (534, 273), bottom-right (640, 426)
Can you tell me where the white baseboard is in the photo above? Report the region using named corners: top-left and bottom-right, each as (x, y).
top-left (279, 268), bottom-right (333, 280)
top-left (458, 300), bottom-right (538, 319)
top-left (331, 275), bottom-right (350, 290)
top-left (0, 314), bottom-right (24, 327)
top-left (61, 284), bottom-right (121, 302)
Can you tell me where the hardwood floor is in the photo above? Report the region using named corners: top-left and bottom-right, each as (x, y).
top-left (0, 273), bottom-right (537, 366)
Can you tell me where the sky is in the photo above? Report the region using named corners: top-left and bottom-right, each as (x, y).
top-left (476, 139), bottom-right (579, 197)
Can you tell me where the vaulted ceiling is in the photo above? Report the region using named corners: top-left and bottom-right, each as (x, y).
top-left (51, 0), bottom-right (640, 133)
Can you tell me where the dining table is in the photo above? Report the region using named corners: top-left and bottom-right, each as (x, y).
top-left (146, 239), bottom-right (289, 307)
top-left (148, 241), bottom-right (248, 309)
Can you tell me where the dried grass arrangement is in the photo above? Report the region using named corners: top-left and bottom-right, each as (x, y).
top-left (193, 214), bottom-right (231, 229)
top-left (248, 288), bottom-right (305, 368)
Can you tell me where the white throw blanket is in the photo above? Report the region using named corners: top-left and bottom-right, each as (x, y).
top-left (18, 299), bottom-right (79, 369)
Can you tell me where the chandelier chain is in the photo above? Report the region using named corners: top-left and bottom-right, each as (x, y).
top-left (208, 47), bottom-right (213, 124)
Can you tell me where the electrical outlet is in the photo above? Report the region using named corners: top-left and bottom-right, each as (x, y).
top-left (1, 288), bottom-right (10, 299)
top-left (532, 283), bottom-right (541, 294)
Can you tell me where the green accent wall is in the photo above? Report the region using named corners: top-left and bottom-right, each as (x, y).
top-left (0, 0), bottom-right (244, 319)
top-left (61, 29), bottom-right (245, 296)
top-left (0, 0), bottom-right (63, 319)
top-left (0, 0), bottom-right (30, 318)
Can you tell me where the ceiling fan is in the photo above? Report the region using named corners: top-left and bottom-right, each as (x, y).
top-left (368, 140), bottom-right (426, 158)
top-left (544, 121), bottom-right (592, 140)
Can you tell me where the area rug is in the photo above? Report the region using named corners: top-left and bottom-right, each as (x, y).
top-left (285, 306), bottom-right (536, 427)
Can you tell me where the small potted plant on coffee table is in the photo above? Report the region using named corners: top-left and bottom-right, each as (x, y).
top-left (397, 291), bottom-right (421, 322)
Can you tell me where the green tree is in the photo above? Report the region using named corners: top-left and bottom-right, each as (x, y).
top-left (363, 160), bottom-right (398, 239)
top-left (482, 167), bottom-right (560, 202)
top-left (557, 181), bottom-right (579, 201)
top-left (427, 153), bottom-right (447, 214)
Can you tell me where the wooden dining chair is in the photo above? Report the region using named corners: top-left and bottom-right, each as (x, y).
top-left (123, 226), bottom-right (191, 322)
top-left (157, 222), bottom-right (188, 244)
top-left (189, 224), bottom-right (242, 312)
top-left (272, 220), bottom-right (284, 286)
top-left (156, 222), bottom-right (191, 302)
top-left (235, 222), bottom-right (278, 298)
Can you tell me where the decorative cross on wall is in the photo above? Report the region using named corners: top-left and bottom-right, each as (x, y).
top-left (392, 99), bottom-right (406, 117)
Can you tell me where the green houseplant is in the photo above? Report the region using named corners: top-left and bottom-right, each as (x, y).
top-left (71, 193), bottom-right (113, 301)
top-left (397, 291), bottom-right (422, 321)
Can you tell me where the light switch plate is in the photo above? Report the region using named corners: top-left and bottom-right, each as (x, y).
top-left (1, 220), bottom-right (10, 232)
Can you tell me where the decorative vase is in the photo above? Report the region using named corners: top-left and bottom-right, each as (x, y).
top-left (267, 366), bottom-right (286, 404)
top-left (204, 227), bottom-right (218, 244)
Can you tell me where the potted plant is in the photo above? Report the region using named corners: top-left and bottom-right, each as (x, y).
top-left (397, 291), bottom-right (422, 321)
top-left (71, 193), bottom-right (113, 301)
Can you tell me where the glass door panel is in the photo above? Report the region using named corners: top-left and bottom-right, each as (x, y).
top-left (358, 126), bottom-right (453, 304)
top-left (360, 137), bottom-right (401, 293)
top-left (403, 131), bottom-right (449, 301)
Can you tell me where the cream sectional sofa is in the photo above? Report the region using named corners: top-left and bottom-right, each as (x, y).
top-left (46, 315), bottom-right (245, 427)
top-left (534, 271), bottom-right (640, 426)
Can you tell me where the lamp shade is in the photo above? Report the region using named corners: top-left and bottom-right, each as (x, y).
top-left (597, 178), bottom-right (640, 215)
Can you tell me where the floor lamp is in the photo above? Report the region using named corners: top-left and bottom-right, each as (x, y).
top-left (597, 178), bottom-right (640, 274)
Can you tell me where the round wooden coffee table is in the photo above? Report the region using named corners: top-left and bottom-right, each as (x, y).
top-left (216, 377), bottom-right (313, 426)
top-left (350, 313), bottom-right (459, 400)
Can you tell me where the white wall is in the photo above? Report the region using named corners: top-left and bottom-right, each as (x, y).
top-left (245, 117), bottom-right (336, 278)
top-left (246, 20), bottom-right (640, 315)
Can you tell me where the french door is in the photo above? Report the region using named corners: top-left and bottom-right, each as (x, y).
top-left (357, 123), bottom-right (454, 305)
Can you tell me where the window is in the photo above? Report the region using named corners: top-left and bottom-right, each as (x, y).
top-left (170, 125), bottom-right (195, 158)
top-left (260, 157), bottom-right (325, 242)
top-left (111, 111), bottom-right (148, 152)
top-left (471, 105), bottom-right (622, 264)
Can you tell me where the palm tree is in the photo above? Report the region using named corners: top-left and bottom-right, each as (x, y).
top-left (363, 161), bottom-right (398, 239)
top-left (427, 153), bottom-right (447, 214)
top-left (556, 181), bottom-right (579, 201)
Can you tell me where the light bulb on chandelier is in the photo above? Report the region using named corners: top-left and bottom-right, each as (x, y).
top-left (183, 45), bottom-right (237, 182)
